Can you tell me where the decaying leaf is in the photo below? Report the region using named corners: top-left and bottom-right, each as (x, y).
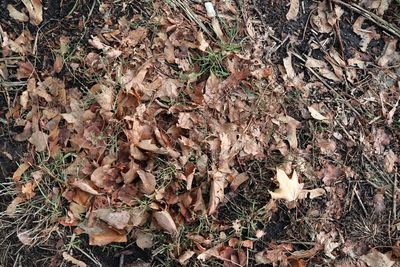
top-left (17, 230), bottom-right (33, 245)
top-left (12, 162), bottom-right (30, 182)
top-left (286, 0), bottom-right (299, 20)
top-left (95, 209), bottom-right (130, 230)
top-left (308, 106), bottom-right (329, 121)
top-left (269, 169), bottom-right (304, 202)
top-left (62, 252), bottom-right (87, 267)
top-left (135, 231), bottom-right (153, 250)
top-left (360, 248), bottom-right (395, 267)
top-left (137, 170), bottom-right (156, 194)
top-left (153, 210), bottom-right (178, 234)
top-left (70, 179), bottom-right (100, 195)
top-left (7, 5), bottom-right (29, 22)
top-left (28, 130), bottom-right (49, 152)
top-left (21, 0), bottom-right (43, 25)
top-left (208, 171), bottom-right (226, 214)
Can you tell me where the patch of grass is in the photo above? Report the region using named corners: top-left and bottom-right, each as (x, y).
top-left (0, 152), bottom-right (74, 249)
top-left (191, 50), bottom-right (230, 78)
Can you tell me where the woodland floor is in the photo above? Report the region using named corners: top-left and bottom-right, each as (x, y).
top-left (0, 0), bottom-right (400, 267)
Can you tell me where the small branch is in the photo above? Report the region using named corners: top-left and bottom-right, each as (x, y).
top-left (332, 0), bottom-right (400, 39)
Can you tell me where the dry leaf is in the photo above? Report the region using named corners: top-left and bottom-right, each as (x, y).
top-left (70, 179), bottom-right (100, 195)
top-left (269, 169), bottom-right (304, 202)
top-left (13, 162), bottom-right (30, 182)
top-left (230, 173), bottom-right (249, 191)
top-left (353, 17), bottom-right (380, 52)
top-left (88, 226), bottom-right (127, 246)
top-left (286, 0), bottom-right (300, 20)
top-left (7, 5), bottom-right (29, 22)
top-left (308, 106), bottom-right (329, 121)
top-left (378, 39), bottom-right (400, 67)
top-left (137, 170), bottom-right (156, 194)
top-left (384, 150), bottom-right (397, 173)
top-left (5, 197), bottom-right (24, 217)
top-left (96, 209), bottom-right (130, 230)
top-left (28, 131), bottom-right (49, 152)
top-left (136, 231), bottom-right (153, 250)
top-left (178, 250), bottom-right (195, 265)
top-left (208, 171), bottom-right (226, 215)
top-left (360, 249), bottom-right (395, 267)
top-left (95, 85), bottom-right (114, 112)
top-left (21, 0), bottom-right (43, 25)
top-left (62, 252), bottom-right (87, 267)
top-left (306, 57), bottom-right (342, 82)
top-left (53, 54), bottom-right (63, 73)
top-left (17, 231), bottom-right (33, 245)
top-left (153, 210), bottom-right (178, 234)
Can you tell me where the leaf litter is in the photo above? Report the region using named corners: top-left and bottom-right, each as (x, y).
top-left (0, 0), bottom-right (400, 266)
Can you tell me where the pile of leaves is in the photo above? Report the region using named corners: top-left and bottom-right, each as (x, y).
top-left (0, 0), bottom-right (400, 266)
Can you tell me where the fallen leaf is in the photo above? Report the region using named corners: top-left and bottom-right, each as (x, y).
top-left (178, 250), bottom-right (195, 265)
top-left (286, 0), bottom-right (300, 20)
top-left (208, 171), bottom-right (226, 214)
top-left (230, 173), bottom-right (249, 191)
top-left (53, 54), bottom-right (63, 73)
top-left (306, 57), bottom-right (342, 82)
top-left (137, 170), bottom-right (156, 194)
top-left (12, 162), bottom-right (30, 182)
top-left (153, 210), bottom-right (178, 234)
top-left (62, 252), bottom-right (87, 267)
top-left (95, 209), bottom-right (130, 230)
top-left (95, 85), bottom-right (114, 112)
top-left (308, 106), bottom-right (329, 121)
top-left (7, 5), bottom-right (29, 22)
top-left (21, 0), bottom-right (43, 25)
top-left (384, 150), bottom-right (397, 173)
top-left (378, 39), bottom-right (400, 67)
top-left (361, 0), bottom-right (391, 16)
top-left (136, 231), bottom-right (153, 250)
top-left (88, 226), bottom-right (127, 246)
top-left (70, 179), bottom-right (100, 195)
top-left (28, 131), bottom-right (49, 152)
top-left (22, 182), bottom-right (35, 199)
top-left (5, 196), bottom-right (24, 217)
top-left (360, 248), bottom-right (395, 267)
top-left (197, 243), bottom-right (224, 261)
top-left (17, 230), bottom-right (33, 245)
top-left (353, 17), bottom-right (380, 52)
top-left (269, 169), bottom-right (304, 202)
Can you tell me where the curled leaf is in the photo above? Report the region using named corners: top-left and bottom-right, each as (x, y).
top-left (153, 210), bottom-right (178, 234)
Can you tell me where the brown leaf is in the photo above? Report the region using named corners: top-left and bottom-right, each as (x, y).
top-left (22, 182), bottom-right (35, 199)
top-left (28, 130), bottom-right (48, 152)
top-left (21, 0), bottom-right (42, 25)
top-left (286, 0), bottom-right (299, 20)
top-left (53, 54), bottom-right (63, 73)
top-left (95, 209), bottom-right (130, 230)
top-left (360, 248), bottom-right (395, 267)
top-left (208, 171), bottom-right (226, 215)
top-left (135, 231), bottom-right (153, 250)
top-left (178, 250), bottom-right (195, 265)
top-left (95, 85), bottom-right (114, 112)
top-left (378, 39), bottom-right (400, 67)
top-left (70, 179), bottom-right (100, 195)
top-left (13, 162), bottom-right (30, 182)
top-left (17, 231), bottom-right (33, 245)
top-left (89, 227), bottom-right (127, 246)
top-left (5, 196), bottom-right (24, 217)
top-left (230, 173), bottom-right (249, 191)
top-left (137, 170), bottom-right (156, 194)
top-left (62, 252), bottom-right (87, 267)
top-left (153, 210), bottom-right (178, 234)
top-left (7, 5), bottom-right (28, 22)
top-left (384, 150), bottom-right (397, 173)
top-left (308, 106), bottom-right (329, 121)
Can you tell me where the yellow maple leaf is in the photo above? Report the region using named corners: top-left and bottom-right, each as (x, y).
top-left (269, 169), bottom-right (304, 202)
